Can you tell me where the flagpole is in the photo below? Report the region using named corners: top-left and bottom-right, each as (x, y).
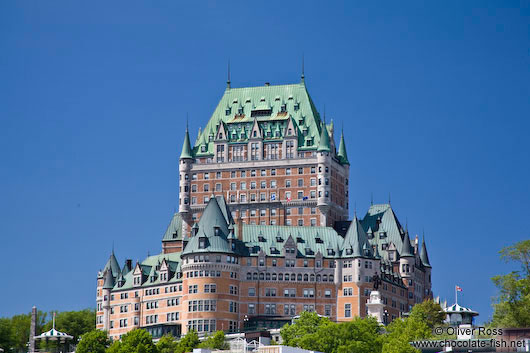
top-left (455, 286), bottom-right (458, 305)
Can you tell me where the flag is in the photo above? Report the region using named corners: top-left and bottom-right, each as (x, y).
top-left (302, 196), bottom-right (308, 201)
top-left (456, 285), bottom-right (463, 292)
top-left (286, 196), bottom-right (292, 202)
top-left (271, 194), bottom-right (276, 201)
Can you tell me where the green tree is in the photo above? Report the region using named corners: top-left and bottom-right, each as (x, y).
top-left (76, 329), bottom-right (110, 353)
top-left (156, 334), bottom-right (178, 353)
top-left (0, 318), bottom-right (13, 352)
top-left (175, 330), bottom-right (200, 353)
top-left (280, 311), bottom-right (331, 347)
top-left (491, 239), bottom-right (530, 327)
top-left (382, 314), bottom-right (431, 353)
top-left (198, 331), bottom-right (229, 350)
top-left (298, 317), bottom-right (382, 353)
top-left (105, 329), bottom-right (157, 353)
top-left (42, 309), bottom-right (95, 343)
top-left (408, 300), bottom-right (445, 330)
top-left (9, 311), bottom-right (47, 353)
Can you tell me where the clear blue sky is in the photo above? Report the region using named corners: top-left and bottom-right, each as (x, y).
top-left (1, 1), bottom-right (529, 323)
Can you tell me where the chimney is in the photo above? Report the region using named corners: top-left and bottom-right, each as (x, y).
top-left (265, 82), bottom-right (270, 86)
top-left (237, 213), bottom-right (243, 241)
top-left (126, 259), bottom-right (132, 271)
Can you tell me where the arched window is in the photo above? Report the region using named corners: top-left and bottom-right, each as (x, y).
top-left (291, 273), bottom-right (296, 281)
top-left (297, 274), bottom-right (302, 281)
top-left (303, 274), bottom-right (309, 282)
top-left (247, 272), bottom-right (251, 280)
top-left (316, 274), bottom-right (321, 282)
top-left (329, 275), bottom-right (334, 282)
top-left (278, 273), bottom-right (283, 280)
top-left (253, 273), bottom-right (258, 280)
top-left (323, 274), bottom-right (327, 282)
top-left (310, 274), bottom-right (315, 282)
top-left (259, 273), bottom-right (264, 280)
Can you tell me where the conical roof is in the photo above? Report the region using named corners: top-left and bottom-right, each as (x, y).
top-left (103, 251), bottom-right (121, 278)
top-left (102, 269), bottom-right (115, 289)
top-left (317, 122), bottom-right (331, 152)
top-left (420, 237), bottom-right (431, 268)
top-left (343, 215), bottom-right (371, 258)
top-left (337, 131), bottom-right (349, 165)
top-left (180, 125), bottom-right (193, 159)
top-left (400, 232), bottom-right (415, 257)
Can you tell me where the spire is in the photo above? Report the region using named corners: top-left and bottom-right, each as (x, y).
top-left (103, 250), bottom-right (121, 278)
top-left (301, 54), bottom-right (305, 84)
top-left (226, 60), bottom-right (231, 89)
top-left (420, 235), bottom-right (432, 268)
top-left (337, 128), bottom-right (349, 165)
top-left (317, 121), bottom-right (331, 152)
top-left (180, 120), bottom-right (193, 159)
top-left (400, 232), bottom-right (414, 257)
top-left (102, 269), bottom-right (115, 289)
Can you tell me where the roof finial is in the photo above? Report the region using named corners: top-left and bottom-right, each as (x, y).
top-left (186, 113), bottom-right (189, 131)
top-left (112, 241), bottom-right (114, 255)
top-left (354, 201), bottom-right (357, 217)
top-left (227, 59), bottom-right (231, 89)
top-left (371, 192), bottom-right (374, 206)
top-left (301, 53), bottom-right (305, 83)
top-left (388, 192), bottom-right (391, 205)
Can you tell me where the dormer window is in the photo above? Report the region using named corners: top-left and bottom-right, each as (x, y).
top-left (281, 104), bottom-right (286, 112)
top-left (327, 249), bottom-right (334, 256)
top-left (346, 248), bottom-right (353, 255)
top-left (379, 232), bottom-right (387, 239)
top-left (276, 236), bottom-right (283, 242)
top-left (199, 238), bottom-right (206, 249)
top-left (258, 235), bottom-right (266, 242)
top-left (209, 135), bottom-right (213, 142)
top-left (219, 133), bottom-right (223, 139)
top-left (225, 108), bottom-right (231, 116)
top-left (201, 146), bottom-right (206, 152)
top-left (294, 103), bottom-right (300, 111)
top-left (253, 131), bottom-right (257, 137)
top-left (288, 129), bottom-right (292, 135)
top-left (214, 227), bottom-right (220, 236)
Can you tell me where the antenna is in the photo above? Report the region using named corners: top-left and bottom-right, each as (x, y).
top-left (301, 53), bottom-right (305, 83)
top-left (227, 60), bottom-right (231, 89)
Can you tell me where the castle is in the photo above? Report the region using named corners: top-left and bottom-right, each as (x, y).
top-left (96, 74), bottom-right (433, 340)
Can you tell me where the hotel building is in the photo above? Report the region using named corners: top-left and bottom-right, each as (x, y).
top-left (96, 75), bottom-right (433, 340)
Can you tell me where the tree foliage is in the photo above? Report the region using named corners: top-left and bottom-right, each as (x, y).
top-left (280, 311), bottom-right (331, 347)
top-left (42, 309), bottom-right (95, 343)
top-left (106, 329), bottom-right (158, 353)
top-left (407, 299), bottom-right (445, 330)
top-left (491, 239), bottom-right (530, 327)
top-left (156, 334), bottom-right (178, 353)
top-left (175, 329), bottom-right (200, 353)
top-left (76, 329), bottom-right (110, 353)
top-left (199, 331), bottom-right (229, 350)
top-left (0, 310), bottom-right (47, 353)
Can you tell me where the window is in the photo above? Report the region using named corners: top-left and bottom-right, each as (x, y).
top-left (345, 303), bottom-right (351, 317)
top-left (265, 304), bottom-right (276, 315)
top-left (241, 182), bottom-right (247, 190)
top-left (248, 303), bottom-right (256, 315)
top-left (285, 179), bottom-right (291, 187)
top-left (204, 173), bottom-right (209, 180)
top-left (248, 288), bottom-right (256, 296)
top-left (203, 184), bottom-right (209, 192)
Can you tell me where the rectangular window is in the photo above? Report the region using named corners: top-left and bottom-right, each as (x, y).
top-left (345, 304), bottom-right (351, 318)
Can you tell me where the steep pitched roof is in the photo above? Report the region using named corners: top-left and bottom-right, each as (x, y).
top-left (180, 125), bottom-right (193, 159)
top-left (102, 251), bottom-right (121, 278)
top-left (342, 215), bottom-right (372, 258)
top-left (102, 269), bottom-right (115, 289)
top-left (361, 204), bottom-right (405, 261)
top-left (337, 130), bottom-right (349, 165)
top-left (193, 83), bottom-right (323, 156)
top-left (400, 232), bottom-right (414, 257)
top-left (182, 197), bottom-right (240, 256)
top-left (420, 237), bottom-right (431, 267)
top-left (317, 122), bottom-right (331, 152)
top-left (162, 213), bottom-right (183, 242)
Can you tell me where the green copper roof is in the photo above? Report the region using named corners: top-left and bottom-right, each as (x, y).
top-left (337, 131), bottom-right (349, 165)
top-left (241, 224), bottom-right (343, 258)
top-left (193, 82), bottom-right (324, 156)
top-left (182, 196), bottom-right (242, 256)
top-left (342, 215), bottom-right (371, 258)
top-left (400, 232), bottom-right (414, 257)
top-left (420, 237), bottom-right (431, 267)
top-left (102, 251), bottom-right (121, 278)
top-left (102, 269), bottom-right (115, 289)
top-left (180, 126), bottom-right (193, 159)
top-left (317, 122), bottom-right (331, 152)
top-left (162, 213), bottom-right (183, 242)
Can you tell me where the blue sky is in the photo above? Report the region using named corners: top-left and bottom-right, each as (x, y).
top-left (1, 1), bottom-right (529, 323)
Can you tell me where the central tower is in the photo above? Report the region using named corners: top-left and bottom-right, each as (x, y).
top-left (175, 78), bottom-right (350, 245)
